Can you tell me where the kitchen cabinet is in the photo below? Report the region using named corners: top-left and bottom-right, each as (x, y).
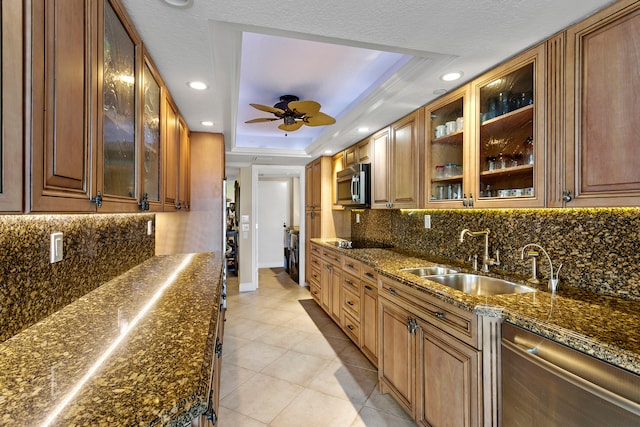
top-left (321, 247), bottom-right (343, 323)
top-left (344, 138), bottom-right (371, 168)
top-left (164, 94), bottom-right (180, 210)
top-left (332, 151), bottom-right (345, 209)
top-left (308, 243), bottom-right (322, 305)
top-left (424, 86), bottom-right (469, 208)
top-left (29, 0), bottom-right (97, 212)
top-left (141, 54), bottom-right (163, 211)
top-left (0, 0), bottom-right (23, 212)
top-left (470, 43), bottom-right (546, 208)
top-left (371, 111), bottom-right (422, 209)
top-left (360, 265), bottom-right (378, 365)
top-left (341, 272), bottom-right (361, 343)
top-left (178, 117), bottom-right (191, 209)
top-left (304, 157), bottom-right (334, 285)
top-left (562, 0), bottom-right (640, 207)
top-left (379, 275), bottom-right (482, 426)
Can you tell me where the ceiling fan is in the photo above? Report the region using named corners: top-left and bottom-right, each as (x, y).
top-left (245, 95), bottom-right (336, 132)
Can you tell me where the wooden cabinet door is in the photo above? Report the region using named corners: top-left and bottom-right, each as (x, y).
top-left (356, 139), bottom-right (371, 164)
top-left (0, 0), bottom-right (23, 212)
top-left (178, 119), bottom-right (190, 209)
top-left (329, 264), bottom-right (342, 323)
top-left (390, 111), bottom-right (421, 209)
top-left (379, 298), bottom-right (415, 416)
top-left (371, 128), bottom-right (391, 208)
top-left (319, 260), bottom-right (331, 313)
top-left (361, 282), bottom-right (378, 366)
top-left (30, 0), bottom-right (96, 212)
top-left (564, 0), bottom-right (640, 207)
top-left (305, 163), bottom-right (314, 211)
top-left (164, 96), bottom-right (180, 210)
top-left (415, 320), bottom-right (481, 427)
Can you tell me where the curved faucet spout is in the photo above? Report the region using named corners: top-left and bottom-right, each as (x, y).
top-left (520, 243), bottom-right (560, 293)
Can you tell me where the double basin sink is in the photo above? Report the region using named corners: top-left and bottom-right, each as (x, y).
top-left (401, 266), bottom-right (535, 296)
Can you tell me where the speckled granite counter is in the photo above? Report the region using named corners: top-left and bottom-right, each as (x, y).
top-left (313, 239), bottom-right (640, 375)
top-left (0, 252), bottom-right (223, 426)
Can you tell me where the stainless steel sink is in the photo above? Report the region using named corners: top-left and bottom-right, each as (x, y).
top-left (427, 274), bottom-right (536, 296)
top-left (401, 266), bottom-right (458, 277)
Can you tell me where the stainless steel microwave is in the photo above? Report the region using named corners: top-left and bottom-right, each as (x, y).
top-left (336, 163), bottom-right (370, 207)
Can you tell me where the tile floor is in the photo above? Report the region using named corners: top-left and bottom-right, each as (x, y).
top-left (220, 267), bottom-right (418, 427)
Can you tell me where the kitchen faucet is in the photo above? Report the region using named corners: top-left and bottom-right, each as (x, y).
top-left (520, 243), bottom-right (563, 293)
top-left (459, 229), bottom-right (500, 273)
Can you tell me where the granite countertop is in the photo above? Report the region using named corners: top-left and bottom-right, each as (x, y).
top-left (313, 239), bottom-right (640, 375)
top-left (0, 252), bottom-right (223, 426)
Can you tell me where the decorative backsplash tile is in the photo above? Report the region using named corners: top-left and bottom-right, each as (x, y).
top-left (0, 214), bottom-right (155, 343)
top-left (351, 208), bottom-right (640, 301)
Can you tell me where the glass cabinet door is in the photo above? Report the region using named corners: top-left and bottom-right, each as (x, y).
top-left (142, 59), bottom-right (161, 204)
top-left (425, 87), bottom-right (467, 207)
top-left (102, 0), bottom-right (137, 199)
top-left (476, 60), bottom-right (539, 204)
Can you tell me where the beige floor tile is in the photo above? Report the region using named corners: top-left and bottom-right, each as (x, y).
top-left (363, 388), bottom-right (414, 420)
top-left (261, 350), bottom-right (332, 386)
top-left (220, 372), bottom-right (303, 424)
top-left (350, 406), bottom-right (418, 427)
top-left (252, 323), bottom-right (312, 350)
top-left (307, 360), bottom-right (379, 405)
top-left (223, 340), bottom-right (287, 372)
top-left (291, 334), bottom-right (351, 359)
top-left (216, 406), bottom-right (267, 427)
top-left (270, 388), bottom-right (361, 427)
top-left (219, 363), bottom-right (258, 399)
top-left (337, 343), bottom-right (377, 371)
top-left (224, 317), bottom-right (273, 341)
top-left (257, 306), bottom-right (300, 325)
top-left (220, 334), bottom-right (251, 354)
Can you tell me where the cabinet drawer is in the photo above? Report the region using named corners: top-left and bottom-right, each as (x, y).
top-left (310, 242), bottom-right (323, 257)
top-left (342, 258), bottom-right (362, 277)
top-left (322, 248), bottom-right (342, 266)
top-left (379, 276), bottom-right (479, 349)
top-left (362, 264), bottom-right (378, 285)
top-left (310, 282), bottom-right (321, 303)
top-left (342, 285), bottom-right (361, 318)
top-left (310, 253), bottom-right (322, 271)
top-left (309, 265), bottom-right (321, 286)
top-left (343, 311), bottom-right (360, 343)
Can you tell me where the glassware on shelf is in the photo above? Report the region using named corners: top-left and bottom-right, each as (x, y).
top-left (523, 136), bottom-right (534, 165)
top-left (435, 165), bottom-right (445, 178)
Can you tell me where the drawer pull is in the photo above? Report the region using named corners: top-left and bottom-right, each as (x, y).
top-left (364, 285), bottom-right (373, 291)
top-left (388, 288), bottom-right (398, 296)
top-left (347, 324), bottom-right (354, 331)
top-left (347, 301), bottom-right (354, 306)
top-left (435, 312), bottom-right (446, 319)
top-left (345, 279), bottom-right (355, 286)
top-left (347, 263), bottom-right (354, 268)
top-left (365, 272), bottom-right (375, 279)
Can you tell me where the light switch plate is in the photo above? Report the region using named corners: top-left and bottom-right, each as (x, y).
top-left (50, 232), bottom-right (63, 263)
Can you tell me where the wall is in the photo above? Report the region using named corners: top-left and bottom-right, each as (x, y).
top-left (156, 132), bottom-right (225, 255)
top-left (0, 213), bottom-right (155, 343)
top-left (351, 207), bottom-right (640, 301)
top-left (237, 166), bottom-right (254, 291)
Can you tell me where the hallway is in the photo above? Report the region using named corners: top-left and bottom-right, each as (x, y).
top-left (219, 268), bottom-right (418, 427)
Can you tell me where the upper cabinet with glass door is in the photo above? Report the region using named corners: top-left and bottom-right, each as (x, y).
top-left (141, 54), bottom-right (163, 211)
top-left (424, 86), bottom-right (468, 208)
top-left (471, 44), bottom-right (546, 208)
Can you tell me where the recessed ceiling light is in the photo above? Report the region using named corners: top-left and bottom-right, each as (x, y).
top-left (162, 0), bottom-right (193, 8)
top-left (201, 121), bottom-right (214, 126)
top-left (188, 81), bottom-right (207, 90)
top-left (433, 89), bottom-right (448, 96)
top-left (324, 150), bottom-right (333, 154)
top-left (358, 127), bottom-right (369, 133)
top-left (441, 72), bottom-right (463, 82)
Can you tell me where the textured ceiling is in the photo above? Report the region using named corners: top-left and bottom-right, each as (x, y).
top-left (121, 0), bottom-right (616, 176)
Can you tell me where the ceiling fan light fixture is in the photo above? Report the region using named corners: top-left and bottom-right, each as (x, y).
top-left (245, 94), bottom-right (335, 132)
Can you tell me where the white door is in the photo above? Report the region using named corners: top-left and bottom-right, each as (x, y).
top-left (257, 179), bottom-right (290, 268)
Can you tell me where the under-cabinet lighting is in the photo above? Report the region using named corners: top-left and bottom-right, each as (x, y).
top-left (188, 81), bottom-right (208, 90)
top-left (441, 71), bottom-right (463, 82)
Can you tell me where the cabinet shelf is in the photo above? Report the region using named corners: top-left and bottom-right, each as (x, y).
top-left (480, 105), bottom-right (534, 135)
top-left (480, 164), bottom-right (533, 177)
top-left (432, 131), bottom-right (463, 144)
top-left (431, 175), bottom-right (463, 183)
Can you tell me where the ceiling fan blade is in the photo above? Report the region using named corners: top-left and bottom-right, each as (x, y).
top-left (278, 121), bottom-right (304, 132)
top-left (249, 103), bottom-right (285, 115)
top-left (304, 112), bottom-right (336, 127)
top-left (288, 100), bottom-right (320, 115)
top-left (245, 117), bottom-right (279, 123)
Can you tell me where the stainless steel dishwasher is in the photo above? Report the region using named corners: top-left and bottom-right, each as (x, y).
top-left (501, 323), bottom-right (640, 426)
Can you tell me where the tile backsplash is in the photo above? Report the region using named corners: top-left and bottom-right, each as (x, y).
top-left (0, 214), bottom-right (155, 343)
top-left (351, 208), bottom-right (640, 301)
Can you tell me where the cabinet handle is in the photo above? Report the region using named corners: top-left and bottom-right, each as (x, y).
top-left (138, 192), bottom-right (150, 211)
top-left (345, 279), bottom-right (355, 287)
top-left (364, 285), bottom-right (373, 291)
top-left (347, 300), bottom-right (354, 306)
top-left (347, 324), bottom-right (354, 331)
top-left (435, 312), bottom-right (446, 319)
top-left (365, 272), bottom-right (376, 279)
top-left (90, 191), bottom-right (103, 208)
top-left (326, 264), bottom-right (332, 272)
top-left (562, 189), bottom-right (573, 203)
top-left (388, 288), bottom-right (398, 296)
top-left (468, 193), bottom-right (474, 207)
top-left (463, 193), bottom-right (468, 207)
top-left (346, 263), bottom-right (354, 269)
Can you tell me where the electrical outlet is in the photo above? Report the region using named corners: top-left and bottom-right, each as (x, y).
top-left (356, 213), bottom-right (361, 223)
top-left (147, 220), bottom-right (153, 236)
top-left (50, 232), bottom-right (63, 263)
top-left (424, 215), bottom-right (431, 229)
